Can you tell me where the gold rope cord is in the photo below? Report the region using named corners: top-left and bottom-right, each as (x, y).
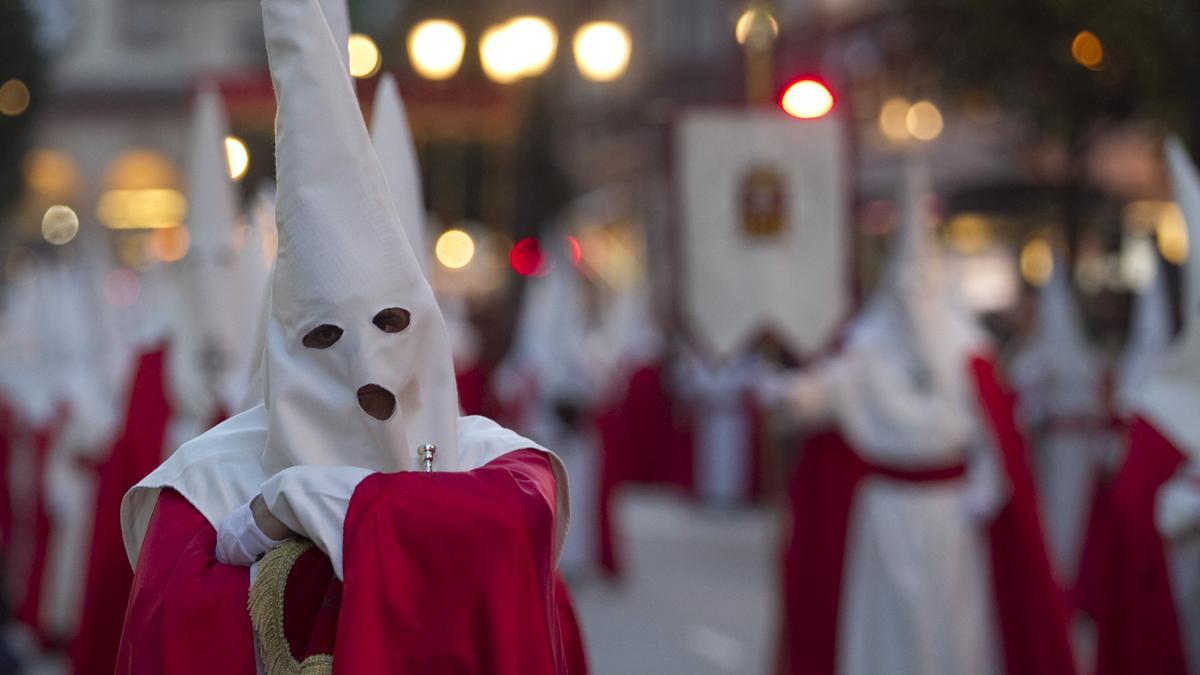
top-left (247, 540), bottom-right (334, 675)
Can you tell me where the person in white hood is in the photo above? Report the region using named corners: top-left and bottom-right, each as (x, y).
top-left (1009, 252), bottom-right (1118, 587)
top-left (1097, 137), bottom-right (1200, 675)
top-left (762, 156), bottom-right (1075, 675)
top-left (115, 0), bottom-right (579, 671)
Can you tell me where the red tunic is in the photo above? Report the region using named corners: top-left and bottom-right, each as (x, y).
top-left (117, 449), bottom-right (587, 675)
top-left (1096, 416), bottom-right (1189, 675)
top-left (777, 356), bottom-right (1076, 675)
top-left (72, 348), bottom-right (173, 675)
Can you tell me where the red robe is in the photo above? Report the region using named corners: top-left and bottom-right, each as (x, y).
top-left (1096, 416), bottom-right (1189, 675)
top-left (72, 348), bottom-right (173, 675)
top-left (777, 356), bottom-right (1075, 675)
top-left (455, 362), bottom-right (496, 418)
top-left (117, 449), bottom-right (587, 675)
top-left (596, 362), bottom-right (695, 576)
top-left (9, 420), bottom-right (57, 641)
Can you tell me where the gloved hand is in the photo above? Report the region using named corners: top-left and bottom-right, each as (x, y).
top-left (215, 495), bottom-right (293, 566)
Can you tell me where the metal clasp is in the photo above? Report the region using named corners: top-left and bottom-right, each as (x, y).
top-left (418, 443), bottom-right (437, 472)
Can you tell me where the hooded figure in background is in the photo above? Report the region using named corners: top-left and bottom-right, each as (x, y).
top-left (0, 263), bottom-right (70, 641)
top-left (762, 156), bottom-right (1075, 675)
top-left (1097, 138), bottom-right (1200, 675)
top-left (70, 85), bottom-right (271, 675)
top-left (495, 242), bottom-right (612, 578)
top-left (368, 72), bottom-right (486, 415)
top-left (39, 244), bottom-right (135, 644)
top-left (115, 0), bottom-right (579, 672)
top-left (1116, 260), bottom-right (1174, 416)
top-left (1009, 255), bottom-right (1118, 587)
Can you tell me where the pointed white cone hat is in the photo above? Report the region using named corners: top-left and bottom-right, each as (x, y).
top-left (261, 0), bottom-right (459, 473)
top-left (167, 84), bottom-right (260, 421)
top-left (370, 74), bottom-right (429, 274)
top-left (832, 154), bottom-right (981, 457)
top-left (1135, 137), bottom-right (1200, 456)
top-left (1116, 260), bottom-right (1172, 414)
top-left (1011, 253), bottom-right (1100, 415)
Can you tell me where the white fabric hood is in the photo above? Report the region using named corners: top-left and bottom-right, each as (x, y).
top-left (1116, 260), bottom-right (1172, 415)
top-left (260, 0), bottom-right (459, 474)
top-left (1133, 138), bottom-right (1200, 459)
top-left (123, 0), bottom-right (567, 566)
top-left (829, 154), bottom-right (988, 458)
top-left (166, 85), bottom-right (265, 423)
top-left (1010, 254), bottom-right (1102, 417)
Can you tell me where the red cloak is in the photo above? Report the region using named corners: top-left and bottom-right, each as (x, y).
top-left (1096, 415), bottom-right (1189, 675)
top-left (72, 348), bottom-right (173, 675)
top-left (117, 449), bottom-right (587, 675)
top-left (777, 356), bottom-right (1075, 675)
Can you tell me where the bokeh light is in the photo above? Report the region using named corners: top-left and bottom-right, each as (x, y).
top-left (41, 205), bottom-right (80, 245)
top-left (905, 100), bottom-right (943, 141)
top-left (24, 149), bottom-right (80, 201)
top-left (1158, 203), bottom-right (1189, 264)
top-left (98, 189), bottom-right (187, 230)
top-left (780, 79), bottom-right (835, 119)
top-left (348, 33), bottom-right (383, 79)
top-left (224, 136), bottom-right (249, 182)
top-left (735, 8), bottom-right (778, 48)
top-left (510, 237), bottom-right (546, 276)
top-left (436, 228), bottom-right (476, 269)
top-left (508, 17), bottom-right (558, 78)
top-left (146, 226), bottom-right (191, 262)
top-left (408, 19), bottom-right (466, 80)
top-left (1019, 237), bottom-right (1054, 286)
top-left (0, 79), bottom-right (30, 117)
top-left (573, 22), bottom-right (632, 82)
top-left (480, 23), bottom-right (527, 84)
top-left (1071, 30), bottom-right (1103, 70)
top-left (567, 235), bottom-right (582, 266)
top-left (946, 213), bottom-right (992, 255)
top-left (879, 97), bottom-right (911, 142)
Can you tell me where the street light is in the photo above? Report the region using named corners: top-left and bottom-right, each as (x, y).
top-left (408, 19), bottom-right (466, 80)
top-left (573, 22), bottom-right (631, 82)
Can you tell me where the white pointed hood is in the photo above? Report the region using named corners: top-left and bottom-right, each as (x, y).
top-left (370, 74), bottom-right (428, 274)
top-left (1133, 137), bottom-right (1200, 458)
top-left (369, 75), bottom-right (487, 372)
top-left (1115, 261), bottom-right (1172, 415)
top-left (168, 85), bottom-right (260, 424)
top-left (1010, 254), bottom-right (1102, 417)
top-left (828, 154), bottom-right (988, 459)
top-left (123, 0), bottom-right (567, 567)
top-left (260, 0), bottom-right (458, 473)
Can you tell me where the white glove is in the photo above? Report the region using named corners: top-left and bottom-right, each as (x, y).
top-left (215, 498), bottom-right (290, 566)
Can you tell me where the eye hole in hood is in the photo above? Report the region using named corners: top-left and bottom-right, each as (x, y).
top-left (302, 323), bottom-right (343, 349)
top-left (372, 307), bottom-right (411, 334)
